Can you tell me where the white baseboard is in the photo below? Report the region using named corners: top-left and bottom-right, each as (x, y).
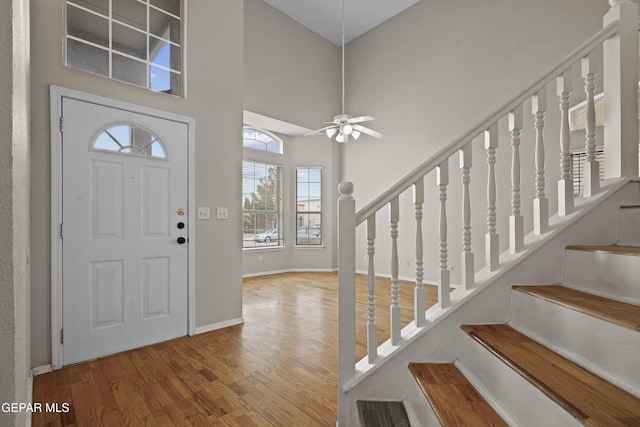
top-left (243, 268), bottom-right (336, 278)
top-left (195, 317), bottom-right (244, 335)
top-left (31, 365), bottom-right (53, 376)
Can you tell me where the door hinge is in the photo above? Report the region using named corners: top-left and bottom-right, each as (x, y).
top-left (60, 223), bottom-right (64, 239)
top-left (60, 329), bottom-right (63, 345)
top-left (59, 117), bottom-right (64, 133)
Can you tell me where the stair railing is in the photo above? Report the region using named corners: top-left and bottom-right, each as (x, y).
top-left (337, 1), bottom-right (638, 425)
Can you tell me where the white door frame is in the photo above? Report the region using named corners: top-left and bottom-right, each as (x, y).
top-left (50, 85), bottom-right (196, 369)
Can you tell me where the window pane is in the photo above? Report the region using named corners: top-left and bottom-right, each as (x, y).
top-left (150, 0), bottom-right (180, 15)
top-left (150, 66), bottom-right (180, 95)
top-left (113, 53), bottom-right (147, 87)
top-left (113, 0), bottom-right (146, 31)
top-left (67, 5), bottom-right (109, 47)
top-left (93, 125), bottom-right (167, 159)
top-left (150, 38), bottom-right (181, 72)
top-left (149, 7), bottom-right (180, 44)
top-left (112, 22), bottom-right (147, 59)
top-left (66, 0), bottom-right (182, 96)
top-left (296, 168), bottom-right (322, 245)
top-left (68, 0), bottom-right (109, 16)
top-left (243, 160), bottom-right (283, 248)
top-left (66, 38), bottom-right (109, 77)
top-left (242, 128), bottom-right (281, 153)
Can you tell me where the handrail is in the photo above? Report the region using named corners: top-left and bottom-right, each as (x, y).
top-left (355, 21), bottom-right (619, 225)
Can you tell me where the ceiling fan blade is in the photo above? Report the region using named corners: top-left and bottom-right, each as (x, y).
top-left (304, 125), bottom-right (338, 136)
top-left (353, 124), bottom-right (383, 139)
top-left (348, 116), bottom-right (375, 124)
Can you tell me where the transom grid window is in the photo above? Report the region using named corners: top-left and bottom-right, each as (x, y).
top-left (296, 168), bottom-right (322, 246)
top-left (93, 124), bottom-right (167, 159)
top-left (243, 161), bottom-right (284, 248)
top-left (66, 0), bottom-right (182, 95)
top-left (243, 128), bottom-right (282, 153)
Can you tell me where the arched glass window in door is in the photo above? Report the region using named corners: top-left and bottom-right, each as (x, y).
top-left (93, 124), bottom-right (167, 159)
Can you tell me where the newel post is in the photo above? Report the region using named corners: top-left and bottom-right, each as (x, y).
top-left (603, 0), bottom-right (639, 178)
top-left (337, 181), bottom-right (356, 427)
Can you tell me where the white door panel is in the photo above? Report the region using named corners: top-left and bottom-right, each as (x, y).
top-left (62, 98), bottom-right (189, 365)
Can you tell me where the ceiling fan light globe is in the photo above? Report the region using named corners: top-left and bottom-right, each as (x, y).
top-left (325, 127), bottom-right (338, 138)
top-left (336, 132), bottom-right (346, 143)
top-left (352, 130), bottom-right (361, 140)
top-left (342, 123), bottom-right (353, 135)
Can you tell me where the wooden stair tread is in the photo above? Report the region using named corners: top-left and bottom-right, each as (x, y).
top-left (461, 324), bottom-right (640, 426)
top-left (408, 363), bottom-right (508, 427)
top-left (566, 244), bottom-right (640, 256)
top-left (513, 285), bottom-right (640, 332)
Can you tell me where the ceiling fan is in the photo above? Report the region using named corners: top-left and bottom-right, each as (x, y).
top-left (305, 0), bottom-right (382, 143)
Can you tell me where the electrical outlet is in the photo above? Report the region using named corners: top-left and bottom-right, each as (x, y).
top-left (216, 207), bottom-right (229, 220)
top-left (197, 207), bottom-right (210, 219)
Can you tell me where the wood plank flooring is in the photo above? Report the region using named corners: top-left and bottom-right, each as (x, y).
top-left (408, 363), bottom-right (507, 427)
top-left (461, 324), bottom-right (640, 426)
top-left (32, 272), bottom-right (441, 426)
top-left (513, 285), bottom-right (640, 331)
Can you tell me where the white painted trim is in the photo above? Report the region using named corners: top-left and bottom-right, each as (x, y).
top-left (26, 372), bottom-right (33, 427)
top-left (242, 268), bottom-right (337, 278)
top-left (31, 365), bottom-right (53, 377)
top-left (49, 85), bottom-right (197, 368)
top-left (195, 317), bottom-right (244, 334)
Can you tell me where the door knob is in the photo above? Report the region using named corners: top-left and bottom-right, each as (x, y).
top-left (177, 222), bottom-right (185, 229)
top-left (177, 237), bottom-right (186, 244)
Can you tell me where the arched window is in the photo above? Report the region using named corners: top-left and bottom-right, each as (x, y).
top-left (242, 127), bottom-right (284, 248)
top-left (242, 127), bottom-right (282, 153)
top-left (92, 124), bottom-right (167, 159)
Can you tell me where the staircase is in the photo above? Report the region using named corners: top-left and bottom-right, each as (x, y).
top-left (409, 244), bottom-right (640, 426)
top-left (336, 2), bottom-right (640, 426)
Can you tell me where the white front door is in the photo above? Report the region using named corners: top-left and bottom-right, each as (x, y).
top-left (61, 98), bottom-right (189, 365)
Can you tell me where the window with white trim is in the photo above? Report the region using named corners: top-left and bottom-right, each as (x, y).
top-left (66, 0), bottom-right (182, 95)
top-left (295, 168), bottom-right (322, 246)
top-left (242, 128), bottom-right (284, 249)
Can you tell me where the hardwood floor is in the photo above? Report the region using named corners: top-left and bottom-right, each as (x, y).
top-left (32, 272), bottom-right (440, 426)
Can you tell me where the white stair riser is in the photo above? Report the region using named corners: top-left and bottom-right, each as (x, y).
top-left (563, 249), bottom-right (640, 304)
top-left (457, 330), bottom-right (582, 427)
top-left (618, 207), bottom-right (640, 246)
top-left (510, 291), bottom-right (640, 398)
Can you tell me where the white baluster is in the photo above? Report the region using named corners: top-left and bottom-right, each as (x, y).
top-left (389, 196), bottom-right (401, 345)
top-left (485, 124), bottom-right (499, 271)
top-left (460, 144), bottom-right (474, 290)
top-left (413, 178), bottom-right (425, 326)
top-left (337, 181), bottom-right (356, 427)
top-left (366, 215), bottom-right (377, 363)
top-left (582, 54), bottom-right (599, 197)
top-left (437, 161), bottom-right (450, 308)
top-left (533, 89), bottom-right (549, 235)
top-left (557, 71), bottom-right (574, 216)
top-left (509, 105), bottom-right (524, 254)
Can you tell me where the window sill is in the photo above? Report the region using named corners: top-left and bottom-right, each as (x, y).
top-left (242, 246), bottom-right (285, 253)
top-left (294, 245), bottom-right (325, 250)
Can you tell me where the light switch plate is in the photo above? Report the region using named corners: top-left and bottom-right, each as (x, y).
top-left (216, 207), bottom-right (229, 220)
top-left (197, 207), bottom-right (210, 219)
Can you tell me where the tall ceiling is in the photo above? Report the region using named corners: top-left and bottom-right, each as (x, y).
top-left (263, 0), bottom-right (421, 46)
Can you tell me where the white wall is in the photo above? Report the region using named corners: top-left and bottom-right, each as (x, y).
top-left (243, 0), bottom-right (341, 131)
top-left (243, 0), bottom-right (342, 275)
top-left (30, 0), bottom-right (244, 367)
top-left (0, 0), bottom-right (31, 425)
top-left (341, 0), bottom-right (615, 282)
